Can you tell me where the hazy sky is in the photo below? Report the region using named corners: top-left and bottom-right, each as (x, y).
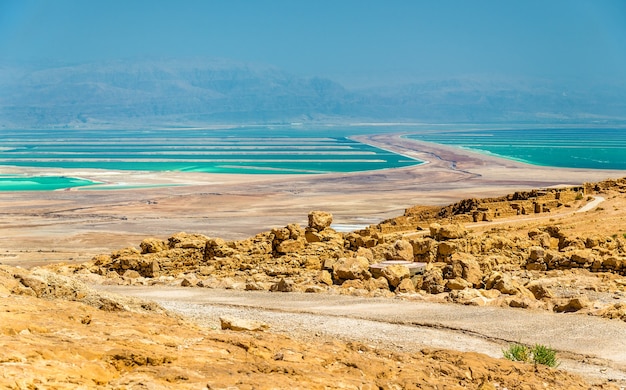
top-left (1, 0), bottom-right (625, 86)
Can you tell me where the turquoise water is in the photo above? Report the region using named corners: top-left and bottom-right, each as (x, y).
top-left (406, 128), bottom-right (626, 170)
top-left (1, 128), bottom-right (419, 174)
top-left (0, 174), bottom-right (97, 191)
top-left (0, 127), bottom-right (421, 190)
top-left (3, 126), bottom-right (624, 191)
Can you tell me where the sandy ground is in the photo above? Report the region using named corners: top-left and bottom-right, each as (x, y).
top-left (1, 133), bottom-right (625, 266)
top-left (97, 285), bottom-right (626, 386)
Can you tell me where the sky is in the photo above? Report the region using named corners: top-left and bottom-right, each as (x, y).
top-left (0, 0), bottom-right (625, 87)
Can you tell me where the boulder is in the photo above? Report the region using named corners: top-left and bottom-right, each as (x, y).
top-left (365, 277), bottom-right (390, 291)
top-left (272, 227), bottom-right (291, 241)
top-left (168, 232), bottom-right (209, 249)
top-left (318, 270), bottom-right (333, 286)
top-left (437, 241), bottom-right (457, 257)
top-left (396, 278), bottom-right (416, 293)
top-left (275, 239), bottom-right (305, 254)
top-left (270, 278), bottom-right (295, 292)
top-left (421, 266), bottom-right (445, 294)
top-left (332, 257), bottom-right (371, 281)
top-left (528, 246), bottom-right (545, 261)
top-left (446, 278), bottom-right (472, 291)
top-left (569, 249), bottom-right (595, 265)
top-left (525, 281), bottom-right (553, 299)
top-left (553, 297), bottom-right (590, 313)
top-left (381, 264), bottom-right (411, 288)
top-left (430, 223), bottom-right (467, 241)
top-left (308, 211), bottom-right (333, 231)
top-left (385, 240), bottom-right (414, 261)
top-left (140, 238), bottom-right (168, 254)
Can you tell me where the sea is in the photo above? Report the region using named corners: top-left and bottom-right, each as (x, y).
top-left (1, 126), bottom-right (625, 191)
top-left (405, 127), bottom-right (626, 170)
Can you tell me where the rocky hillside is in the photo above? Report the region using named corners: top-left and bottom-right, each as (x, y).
top-left (50, 177), bottom-right (626, 325)
top-left (0, 265), bottom-right (612, 389)
top-left (3, 177), bottom-right (626, 388)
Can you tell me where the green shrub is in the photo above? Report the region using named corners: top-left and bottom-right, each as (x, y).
top-left (503, 343), bottom-right (530, 362)
top-left (503, 343), bottom-right (559, 367)
top-left (531, 344), bottom-right (559, 367)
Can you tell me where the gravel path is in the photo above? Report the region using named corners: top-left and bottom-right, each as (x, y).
top-left (97, 285), bottom-right (626, 386)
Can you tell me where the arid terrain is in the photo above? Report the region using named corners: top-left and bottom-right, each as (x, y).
top-left (2, 135), bottom-right (626, 389)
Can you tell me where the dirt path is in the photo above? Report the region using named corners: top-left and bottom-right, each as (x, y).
top-left (97, 285), bottom-right (626, 386)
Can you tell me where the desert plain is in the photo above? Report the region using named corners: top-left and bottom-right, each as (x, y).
top-left (2, 133), bottom-right (626, 389)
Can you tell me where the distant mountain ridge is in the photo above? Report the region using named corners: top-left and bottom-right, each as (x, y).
top-left (1, 58), bottom-right (625, 129)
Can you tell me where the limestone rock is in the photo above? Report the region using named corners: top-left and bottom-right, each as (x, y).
top-left (140, 238), bottom-right (168, 254)
top-left (168, 232), bottom-right (210, 249)
top-left (396, 278), bottom-right (416, 293)
top-left (308, 211), bottom-right (333, 231)
top-left (219, 316), bottom-right (269, 331)
top-left (276, 239), bottom-right (305, 254)
top-left (421, 266), bottom-right (445, 294)
top-left (430, 223), bottom-right (467, 241)
top-left (446, 278), bottom-right (472, 291)
top-left (318, 270), bottom-right (333, 286)
top-left (386, 240), bottom-right (414, 261)
top-left (525, 281), bottom-right (553, 299)
top-left (381, 264), bottom-right (410, 288)
top-left (270, 278), bottom-right (295, 292)
top-left (553, 297), bottom-right (590, 313)
top-left (332, 257), bottom-right (371, 281)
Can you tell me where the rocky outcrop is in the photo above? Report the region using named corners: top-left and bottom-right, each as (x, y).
top-left (51, 178), bottom-right (626, 324)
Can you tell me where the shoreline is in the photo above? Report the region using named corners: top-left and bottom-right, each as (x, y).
top-left (1, 133), bottom-right (625, 267)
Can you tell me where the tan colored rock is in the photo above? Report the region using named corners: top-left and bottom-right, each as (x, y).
top-left (316, 270), bottom-right (332, 286)
top-left (122, 270), bottom-right (141, 279)
top-left (140, 238), bottom-right (168, 254)
top-left (286, 223), bottom-right (305, 239)
top-left (308, 210), bottom-right (333, 231)
top-left (449, 288), bottom-right (489, 306)
top-left (365, 277), bottom-right (390, 291)
top-left (421, 266), bottom-right (445, 294)
top-left (525, 281), bottom-right (553, 299)
top-left (272, 227), bottom-right (291, 241)
top-left (437, 241), bottom-right (457, 256)
top-left (396, 278), bottom-right (416, 293)
top-left (430, 223), bottom-right (467, 241)
top-left (570, 249), bottom-right (595, 265)
top-left (356, 247), bottom-right (374, 263)
top-left (168, 232), bottom-right (209, 249)
top-left (386, 240), bottom-right (414, 261)
top-left (219, 316), bottom-right (269, 331)
top-left (446, 278), bottom-right (472, 291)
top-left (270, 278), bottom-right (295, 292)
top-left (554, 297), bottom-right (591, 313)
top-left (332, 257), bottom-right (371, 281)
top-left (381, 264), bottom-right (410, 288)
top-left (276, 239), bottom-right (305, 254)
top-left (448, 253), bottom-right (483, 287)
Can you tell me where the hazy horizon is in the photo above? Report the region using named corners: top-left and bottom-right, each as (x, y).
top-left (1, 0), bottom-right (625, 88)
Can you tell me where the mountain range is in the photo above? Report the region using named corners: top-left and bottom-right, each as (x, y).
top-left (1, 58), bottom-right (625, 129)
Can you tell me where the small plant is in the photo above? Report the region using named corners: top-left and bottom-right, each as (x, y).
top-left (503, 343), bottom-right (530, 362)
top-left (531, 344), bottom-right (559, 368)
top-left (503, 343), bottom-right (559, 367)
top-left (575, 192), bottom-right (584, 200)
top-left (623, 233), bottom-right (626, 239)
